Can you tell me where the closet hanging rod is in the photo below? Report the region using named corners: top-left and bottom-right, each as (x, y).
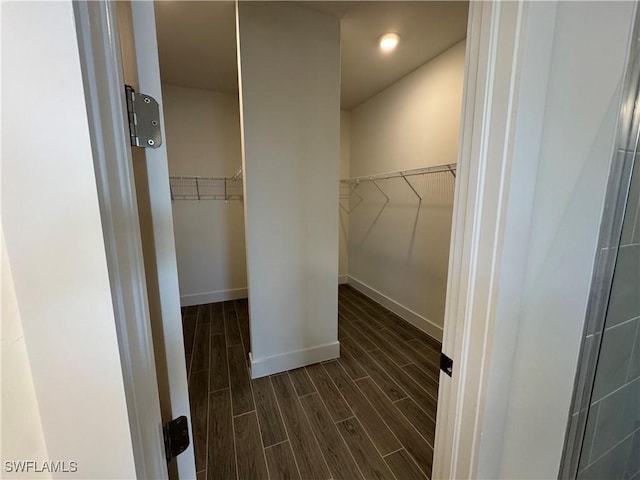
top-left (340, 163), bottom-right (456, 184)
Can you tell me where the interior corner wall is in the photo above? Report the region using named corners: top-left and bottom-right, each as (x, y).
top-left (1, 1), bottom-right (136, 477)
top-left (339, 110), bottom-right (351, 283)
top-left (237, 2), bottom-right (341, 377)
top-left (347, 40), bottom-right (466, 340)
top-left (162, 84), bottom-right (247, 306)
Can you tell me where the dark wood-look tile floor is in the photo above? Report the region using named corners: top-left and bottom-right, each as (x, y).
top-left (182, 284), bottom-right (441, 480)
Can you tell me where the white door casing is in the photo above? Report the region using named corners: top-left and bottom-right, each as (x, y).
top-left (73, 2), bottom-right (196, 478)
top-left (435, 1), bottom-right (637, 477)
top-left (434, 2), bottom-right (558, 477)
top-left (73, 2), bottom-right (169, 478)
top-left (127, 3), bottom-right (195, 478)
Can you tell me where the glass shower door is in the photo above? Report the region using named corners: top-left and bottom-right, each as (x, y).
top-left (576, 155), bottom-right (640, 479)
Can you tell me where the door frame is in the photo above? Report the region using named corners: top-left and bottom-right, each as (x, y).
top-left (73, 2), bottom-right (168, 478)
top-left (74, 0), bottom-right (543, 478)
top-left (73, 2), bottom-right (195, 479)
top-left (434, 1), bottom-right (558, 478)
top-left (124, 6), bottom-right (196, 478)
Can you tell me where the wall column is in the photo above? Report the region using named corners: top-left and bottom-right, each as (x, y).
top-left (236, 3), bottom-right (341, 377)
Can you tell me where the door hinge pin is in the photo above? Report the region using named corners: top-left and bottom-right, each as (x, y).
top-left (163, 415), bottom-right (190, 463)
top-left (125, 84), bottom-right (162, 149)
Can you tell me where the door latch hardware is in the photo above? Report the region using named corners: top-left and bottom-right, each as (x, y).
top-left (440, 352), bottom-right (453, 377)
top-left (163, 415), bottom-right (190, 462)
top-left (125, 85), bottom-right (162, 148)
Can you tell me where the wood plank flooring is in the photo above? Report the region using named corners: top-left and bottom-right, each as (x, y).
top-left (182, 284), bottom-right (441, 480)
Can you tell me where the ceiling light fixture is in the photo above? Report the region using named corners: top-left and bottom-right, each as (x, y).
top-left (378, 32), bottom-right (400, 52)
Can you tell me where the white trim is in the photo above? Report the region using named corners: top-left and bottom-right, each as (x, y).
top-left (338, 274), bottom-right (349, 285)
top-left (72, 3), bottom-right (168, 478)
top-left (128, 4), bottom-right (196, 478)
top-left (347, 275), bottom-right (443, 342)
top-left (473, 2), bottom-right (559, 476)
top-left (250, 341), bottom-right (340, 379)
top-left (433, 1), bottom-right (554, 478)
top-left (180, 288), bottom-right (248, 306)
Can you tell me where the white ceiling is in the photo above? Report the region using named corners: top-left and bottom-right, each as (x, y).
top-left (154, 1), bottom-right (469, 110)
top-left (155, 1), bottom-right (239, 94)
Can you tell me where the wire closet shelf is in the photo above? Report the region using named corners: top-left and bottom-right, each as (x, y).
top-left (169, 169), bottom-right (243, 201)
top-left (339, 163), bottom-right (456, 204)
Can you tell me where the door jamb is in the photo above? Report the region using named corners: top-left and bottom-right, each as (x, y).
top-left (127, 3), bottom-right (196, 477)
top-left (73, 1), bottom-right (196, 478)
top-left (433, 1), bottom-right (553, 477)
top-left (73, 2), bottom-right (169, 478)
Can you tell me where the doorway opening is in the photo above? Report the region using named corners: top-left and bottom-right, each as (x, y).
top-left (153, 2), bottom-right (469, 478)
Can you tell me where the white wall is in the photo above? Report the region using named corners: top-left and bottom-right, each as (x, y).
top-left (350, 40), bottom-right (466, 175)
top-left (1, 2), bottom-right (136, 478)
top-left (348, 40), bottom-right (466, 339)
top-left (1, 234), bottom-right (50, 480)
top-left (163, 84), bottom-right (247, 305)
top-left (237, 2), bottom-right (341, 377)
top-left (339, 110), bottom-right (351, 283)
top-left (476, 2), bottom-right (636, 477)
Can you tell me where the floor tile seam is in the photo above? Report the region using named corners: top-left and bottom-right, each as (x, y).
top-left (400, 363), bottom-right (439, 402)
top-left (356, 348), bottom-right (413, 403)
top-left (295, 377), bottom-right (347, 480)
top-left (268, 374), bottom-right (304, 480)
top-left (350, 321), bottom-right (413, 367)
top-left (356, 380), bottom-right (432, 480)
top-left (245, 375), bottom-right (272, 480)
top-left (221, 308), bottom-right (241, 480)
top-left (304, 367), bottom-right (357, 425)
top-left (387, 395), bottom-right (436, 451)
top-left (329, 361), bottom-right (403, 458)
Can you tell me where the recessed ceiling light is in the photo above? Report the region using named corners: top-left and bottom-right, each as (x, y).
top-left (379, 32), bottom-right (400, 52)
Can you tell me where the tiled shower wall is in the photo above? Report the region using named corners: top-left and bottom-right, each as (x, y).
top-left (577, 154), bottom-right (640, 479)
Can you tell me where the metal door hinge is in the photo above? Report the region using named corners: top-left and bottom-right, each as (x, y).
top-left (440, 352), bottom-right (453, 377)
top-left (125, 85), bottom-right (162, 148)
top-left (163, 416), bottom-right (189, 463)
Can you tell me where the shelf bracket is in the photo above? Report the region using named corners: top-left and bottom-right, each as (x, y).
top-left (348, 183), bottom-right (363, 201)
top-left (339, 183), bottom-right (363, 214)
top-left (402, 174), bottom-right (422, 202)
top-left (371, 179), bottom-right (390, 201)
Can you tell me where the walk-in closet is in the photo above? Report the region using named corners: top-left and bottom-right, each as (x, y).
top-left (154, 2), bottom-right (468, 478)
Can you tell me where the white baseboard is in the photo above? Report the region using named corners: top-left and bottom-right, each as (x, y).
top-left (338, 274), bottom-right (349, 284)
top-left (250, 341), bottom-right (340, 379)
top-left (180, 287), bottom-right (248, 307)
top-left (347, 275), bottom-right (443, 342)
